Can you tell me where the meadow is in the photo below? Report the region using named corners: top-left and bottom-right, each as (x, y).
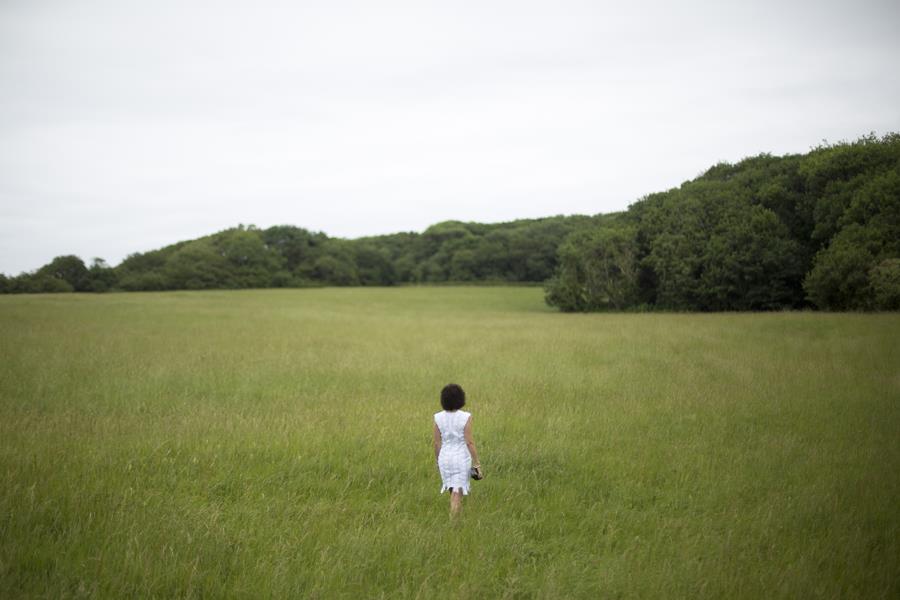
top-left (0, 287), bottom-right (898, 598)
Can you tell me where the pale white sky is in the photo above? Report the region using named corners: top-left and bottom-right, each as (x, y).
top-left (1, 0), bottom-right (899, 274)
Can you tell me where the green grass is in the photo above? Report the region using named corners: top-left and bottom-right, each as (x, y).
top-left (1, 287), bottom-right (898, 598)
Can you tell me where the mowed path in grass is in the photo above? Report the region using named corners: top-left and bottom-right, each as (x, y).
top-left (1, 287), bottom-right (898, 598)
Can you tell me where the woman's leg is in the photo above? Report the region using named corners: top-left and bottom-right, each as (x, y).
top-left (450, 488), bottom-right (463, 517)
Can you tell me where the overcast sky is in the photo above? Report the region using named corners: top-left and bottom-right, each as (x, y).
top-left (1, 0), bottom-right (899, 274)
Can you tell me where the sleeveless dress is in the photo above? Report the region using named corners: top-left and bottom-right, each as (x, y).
top-left (435, 409), bottom-right (472, 495)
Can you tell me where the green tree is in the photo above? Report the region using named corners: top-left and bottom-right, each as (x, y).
top-left (870, 259), bottom-right (900, 310)
top-left (13, 273), bottom-right (74, 293)
top-left (312, 255), bottom-right (358, 285)
top-left (449, 248), bottom-right (478, 281)
top-left (545, 225), bottom-right (640, 311)
top-left (803, 227), bottom-right (876, 309)
top-left (84, 258), bottom-right (118, 292)
top-left (214, 227), bottom-right (283, 288)
top-left (261, 225), bottom-right (327, 280)
top-left (37, 255), bottom-right (88, 291)
top-left (804, 166), bottom-right (900, 309)
top-left (116, 245), bottom-right (181, 290)
top-left (696, 205), bottom-right (805, 310)
top-left (163, 239), bottom-right (233, 289)
top-left (118, 272), bottom-right (168, 291)
top-left (800, 133), bottom-right (900, 245)
top-left (352, 242), bottom-right (396, 285)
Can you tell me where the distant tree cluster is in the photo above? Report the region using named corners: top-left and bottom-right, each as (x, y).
top-left (1, 216), bottom-right (596, 294)
top-left (545, 133), bottom-right (900, 311)
top-left (3, 133), bottom-right (897, 311)
top-left (0, 256), bottom-right (117, 294)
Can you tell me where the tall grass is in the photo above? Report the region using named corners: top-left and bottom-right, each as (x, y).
top-left (1, 288), bottom-right (898, 598)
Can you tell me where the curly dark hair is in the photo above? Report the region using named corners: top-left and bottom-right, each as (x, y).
top-left (440, 383), bottom-right (466, 411)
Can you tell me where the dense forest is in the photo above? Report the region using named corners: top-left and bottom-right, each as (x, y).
top-left (2, 133), bottom-right (898, 311)
top-left (545, 133), bottom-right (900, 311)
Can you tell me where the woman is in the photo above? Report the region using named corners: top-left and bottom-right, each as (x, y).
top-left (433, 383), bottom-right (482, 517)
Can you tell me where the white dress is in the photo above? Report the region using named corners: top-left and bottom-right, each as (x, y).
top-left (435, 409), bottom-right (472, 495)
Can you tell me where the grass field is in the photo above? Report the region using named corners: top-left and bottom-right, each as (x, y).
top-left (1, 287), bottom-right (898, 598)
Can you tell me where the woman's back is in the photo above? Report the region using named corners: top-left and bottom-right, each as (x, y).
top-left (434, 409), bottom-right (470, 453)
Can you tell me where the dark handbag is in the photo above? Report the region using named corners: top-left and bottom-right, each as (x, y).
top-left (470, 465), bottom-right (483, 480)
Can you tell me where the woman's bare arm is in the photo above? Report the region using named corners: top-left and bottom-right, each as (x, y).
top-left (433, 422), bottom-right (442, 462)
top-left (464, 416), bottom-right (480, 467)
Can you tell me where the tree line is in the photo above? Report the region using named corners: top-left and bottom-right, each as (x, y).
top-left (545, 132), bottom-right (899, 311)
top-left (0, 216), bottom-right (597, 293)
top-left (2, 133), bottom-right (897, 311)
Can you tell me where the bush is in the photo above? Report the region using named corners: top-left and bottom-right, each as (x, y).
top-left (118, 272), bottom-right (168, 291)
top-left (23, 275), bottom-right (74, 293)
top-left (870, 258), bottom-right (900, 310)
top-left (545, 226), bottom-right (639, 311)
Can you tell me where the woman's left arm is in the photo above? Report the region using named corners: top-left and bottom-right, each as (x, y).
top-left (433, 423), bottom-right (442, 462)
top-left (463, 416), bottom-right (480, 469)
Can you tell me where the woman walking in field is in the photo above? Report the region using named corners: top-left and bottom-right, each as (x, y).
top-left (433, 383), bottom-right (482, 517)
